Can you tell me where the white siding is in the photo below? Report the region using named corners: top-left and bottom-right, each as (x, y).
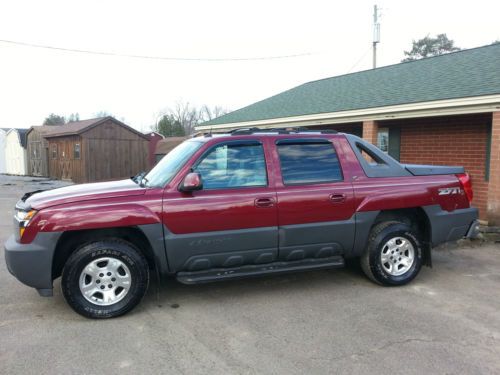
top-left (5, 130), bottom-right (27, 175)
top-left (0, 130), bottom-right (6, 174)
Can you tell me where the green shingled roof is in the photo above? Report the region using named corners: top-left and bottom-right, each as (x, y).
top-left (203, 43), bottom-right (500, 127)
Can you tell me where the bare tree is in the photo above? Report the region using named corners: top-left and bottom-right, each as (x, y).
top-left (157, 101), bottom-right (230, 135)
top-left (199, 105), bottom-right (229, 122)
top-left (93, 110), bottom-right (113, 118)
top-left (168, 101), bottom-right (200, 135)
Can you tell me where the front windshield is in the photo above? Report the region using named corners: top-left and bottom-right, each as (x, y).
top-left (144, 140), bottom-right (203, 187)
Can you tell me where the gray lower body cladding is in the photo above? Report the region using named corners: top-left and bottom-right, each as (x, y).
top-left (163, 219), bottom-right (355, 273)
top-left (422, 206), bottom-right (478, 246)
top-left (4, 232), bottom-right (62, 296)
top-left (163, 226), bottom-right (278, 272)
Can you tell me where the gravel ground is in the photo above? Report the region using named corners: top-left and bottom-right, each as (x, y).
top-left (1, 175), bottom-right (500, 374)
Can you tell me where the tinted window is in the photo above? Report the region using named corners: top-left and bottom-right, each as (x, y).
top-left (277, 142), bottom-right (342, 185)
top-left (195, 143), bottom-right (267, 189)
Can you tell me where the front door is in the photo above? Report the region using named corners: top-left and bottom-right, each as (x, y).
top-left (162, 140), bottom-right (278, 272)
top-left (273, 138), bottom-right (356, 260)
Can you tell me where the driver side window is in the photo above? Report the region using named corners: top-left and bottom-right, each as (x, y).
top-left (194, 142), bottom-right (267, 189)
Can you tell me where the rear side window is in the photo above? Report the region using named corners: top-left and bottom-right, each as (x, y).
top-left (194, 142), bottom-right (267, 189)
top-left (277, 141), bottom-right (343, 185)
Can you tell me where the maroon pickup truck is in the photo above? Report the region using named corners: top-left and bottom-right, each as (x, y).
top-left (5, 129), bottom-right (479, 318)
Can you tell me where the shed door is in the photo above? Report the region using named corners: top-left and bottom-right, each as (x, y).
top-left (59, 142), bottom-right (72, 181)
top-left (30, 141), bottom-right (43, 176)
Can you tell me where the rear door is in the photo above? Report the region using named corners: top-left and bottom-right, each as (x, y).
top-left (273, 138), bottom-right (355, 260)
top-left (162, 139), bottom-right (278, 272)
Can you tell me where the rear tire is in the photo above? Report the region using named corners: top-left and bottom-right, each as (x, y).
top-left (61, 239), bottom-right (149, 319)
top-left (361, 221), bottom-right (423, 286)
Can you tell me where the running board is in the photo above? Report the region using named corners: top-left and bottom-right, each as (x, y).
top-left (176, 256), bottom-right (345, 284)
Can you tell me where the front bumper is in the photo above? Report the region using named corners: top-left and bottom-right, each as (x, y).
top-left (4, 232), bottom-right (61, 297)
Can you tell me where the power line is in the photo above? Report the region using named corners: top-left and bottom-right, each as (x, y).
top-left (0, 38), bottom-right (313, 62)
top-left (347, 45), bottom-right (372, 73)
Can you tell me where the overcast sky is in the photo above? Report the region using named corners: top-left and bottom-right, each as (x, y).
top-left (1, 0), bottom-right (499, 131)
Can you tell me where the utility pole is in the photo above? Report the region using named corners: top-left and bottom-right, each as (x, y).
top-left (372, 4), bottom-right (380, 69)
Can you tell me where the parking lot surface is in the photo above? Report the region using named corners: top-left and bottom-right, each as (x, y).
top-left (1, 175), bottom-right (500, 374)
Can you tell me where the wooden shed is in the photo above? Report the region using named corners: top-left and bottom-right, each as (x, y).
top-left (5, 128), bottom-right (28, 175)
top-left (154, 137), bottom-right (186, 164)
top-left (43, 117), bottom-right (149, 183)
top-left (26, 125), bottom-right (52, 177)
top-left (144, 131), bottom-right (164, 168)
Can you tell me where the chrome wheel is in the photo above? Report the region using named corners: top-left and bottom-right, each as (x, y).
top-left (380, 236), bottom-right (415, 276)
top-left (79, 257), bottom-right (132, 306)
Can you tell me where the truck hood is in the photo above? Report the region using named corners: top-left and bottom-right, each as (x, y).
top-left (22, 179), bottom-right (146, 210)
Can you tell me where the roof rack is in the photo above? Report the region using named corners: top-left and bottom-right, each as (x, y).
top-left (229, 127), bottom-right (337, 135)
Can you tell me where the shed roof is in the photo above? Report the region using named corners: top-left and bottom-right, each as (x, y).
top-left (17, 128), bottom-right (28, 148)
top-left (145, 131), bottom-right (165, 139)
top-left (6, 128), bottom-right (29, 148)
top-left (155, 137), bottom-right (186, 155)
top-left (27, 125), bottom-right (55, 135)
top-left (201, 43), bottom-right (500, 128)
top-left (42, 117), bottom-right (149, 140)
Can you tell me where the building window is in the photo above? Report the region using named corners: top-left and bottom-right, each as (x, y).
top-left (377, 128), bottom-right (389, 153)
top-left (51, 144), bottom-right (57, 159)
top-left (74, 143), bottom-right (81, 160)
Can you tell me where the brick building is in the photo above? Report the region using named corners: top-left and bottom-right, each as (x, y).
top-left (197, 44), bottom-right (500, 224)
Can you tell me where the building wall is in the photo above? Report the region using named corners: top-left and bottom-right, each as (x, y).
top-left (312, 123), bottom-right (363, 136)
top-left (48, 136), bottom-right (84, 182)
top-left (146, 132), bottom-right (164, 168)
top-left (384, 114), bottom-right (491, 219)
top-left (5, 130), bottom-right (27, 175)
top-left (27, 128), bottom-right (50, 177)
top-left (0, 130), bottom-right (6, 174)
top-left (487, 111), bottom-right (500, 225)
top-left (82, 120), bottom-right (149, 183)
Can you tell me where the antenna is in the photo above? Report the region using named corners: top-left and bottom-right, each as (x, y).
top-left (372, 4), bottom-right (381, 69)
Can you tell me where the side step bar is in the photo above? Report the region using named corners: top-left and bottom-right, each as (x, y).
top-left (176, 256), bottom-right (345, 285)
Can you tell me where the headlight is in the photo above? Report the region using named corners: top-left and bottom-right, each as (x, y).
top-left (16, 209), bottom-right (37, 222)
top-left (15, 209), bottom-right (37, 239)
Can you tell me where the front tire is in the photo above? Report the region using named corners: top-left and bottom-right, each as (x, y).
top-left (61, 239), bottom-right (149, 319)
top-left (361, 221), bottom-right (423, 286)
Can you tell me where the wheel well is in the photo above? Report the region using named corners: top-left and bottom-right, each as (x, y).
top-left (373, 208), bottom-right (432, 266)
top-left (52, 227), bottom-right (156, 280)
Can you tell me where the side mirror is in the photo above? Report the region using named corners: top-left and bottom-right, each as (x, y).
top-left (180, 172), bottom-right (203, 192)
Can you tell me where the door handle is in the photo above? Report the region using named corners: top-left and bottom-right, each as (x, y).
top-left (329, 193), bottom-right (346, 203)
top-left (255, 197), bottom-right (275, 208)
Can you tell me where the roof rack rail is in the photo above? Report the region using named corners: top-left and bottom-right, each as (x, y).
top-left (230, 127), bottom-right (338, 135)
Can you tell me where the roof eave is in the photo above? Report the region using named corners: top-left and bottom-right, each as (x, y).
top-left (196, 94), bottom-right (500, 131)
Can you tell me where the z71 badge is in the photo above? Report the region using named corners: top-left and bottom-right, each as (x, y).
top-left (438, 187), bottom-right (463, 195)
